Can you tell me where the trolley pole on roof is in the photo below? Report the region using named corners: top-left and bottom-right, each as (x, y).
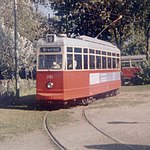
top-left (95, 15), bottom-right (123, 39)
top-left (14, 0), bottom-right (19, 99)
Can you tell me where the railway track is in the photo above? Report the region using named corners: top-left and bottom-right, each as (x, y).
top-left (43, 112), bottom-right (67, 150)
top-left (83, 106), bottom-right (137, 150)
top-left (43, 105), bottom-right (137, 150)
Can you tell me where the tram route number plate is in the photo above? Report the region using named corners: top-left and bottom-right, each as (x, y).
top-left (47, 75), bottom-right (53, 80)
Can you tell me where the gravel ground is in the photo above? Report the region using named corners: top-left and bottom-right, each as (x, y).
top-left (0, 86), bottom-right (150, 150)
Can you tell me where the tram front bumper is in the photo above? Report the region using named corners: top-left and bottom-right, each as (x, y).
top-left (36, 92), bottom-right (64, 101)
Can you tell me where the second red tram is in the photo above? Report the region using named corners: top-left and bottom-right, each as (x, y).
top-left (36, 34), bottom-right (121, 105)
top-left (121, 55), bottom-right (147, 85)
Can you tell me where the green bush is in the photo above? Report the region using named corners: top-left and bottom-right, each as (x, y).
top-left (135, 63), bottom-right (150, 85)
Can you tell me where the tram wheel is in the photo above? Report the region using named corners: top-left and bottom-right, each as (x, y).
top-left (81, 99), bottom-right (89, 106)
top-left (112, 89), bottom-right (119, 96)
top-left (81, 97), bottom-right (95, 106)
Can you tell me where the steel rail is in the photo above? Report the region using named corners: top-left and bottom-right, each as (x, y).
top-left (83, 107), bottom-right (137, 150)
top-left (43, 112), bottom-right (67, 150)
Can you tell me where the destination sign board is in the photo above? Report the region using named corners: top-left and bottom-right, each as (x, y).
top-left (40, 47), bottom-right (61, 53)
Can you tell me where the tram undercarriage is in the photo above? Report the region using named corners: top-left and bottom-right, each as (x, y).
top-left (36, 89), bottom-right (119, 109)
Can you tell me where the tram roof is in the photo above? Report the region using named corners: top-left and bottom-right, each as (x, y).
top-left (121, 55), bottom-right (146, 60)
top-left (37, 34), bottom-right (120, 53)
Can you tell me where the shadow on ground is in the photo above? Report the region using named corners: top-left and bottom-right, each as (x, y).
top-left (0, 94), bottom-right (36, 110)
top-left (0, 94), bottom-right (79, 111)
top-left (85, 143), bottom-right (150, 150)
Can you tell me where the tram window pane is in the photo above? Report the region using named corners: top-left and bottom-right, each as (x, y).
top-left (121, 62), bottom-right (130, 67)
top-left (107, 52), bottom-right (111, 56)
top-left (75, 54), bottom-right (82, 69)
top-left (102, 57), bottom-right (106, 69)
top-left (131, 61), bottom-right (137, 67)
top-left (131, 60), bottom-right (143, 67)
top-left (102, 51), bottom-right (106, 55)
top-left (96, 50), bottom-right (101, 55)
top-left (84, 48), bottom-right (88, 53)
top-left (89, 49), bottom-right (95, 54)
top-left (113, 58), bottom-right (116, 68)
top-left (108, 57), bottom-right (111, 68)
top-left (67, 47), bottom-right (73, 52)
top-left (131, 60), bottom-right (145, 67)
top-left (84, 55), bottom-right (88, 69)
top-left (67, 54), bottom-right (73, 70)
top-left (96, 56), bottom-right (101, 69)
top-left (38, 55), bottom-right (48, 69)
top-left (74, 47), bottom-right (82, 53)
top-left (117, 58), bottom-right (120, 68)
top-left (90, 55), bottom-right (95, 69)
top-left (38, 54), bottom-right (62, 70)
top-left (112, 53), bottom-right (116, 56)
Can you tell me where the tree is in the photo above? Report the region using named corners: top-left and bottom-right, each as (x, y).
top-left (31, 0), bottom-right (150, 57)
top-left (0, 0), bottom-right (45, 80)
top-left (0, 22), bottom-right (14, 79)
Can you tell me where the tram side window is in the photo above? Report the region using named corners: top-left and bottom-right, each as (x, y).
top-left (75, 54), bottom-right (82, 69)
top-left (90, 55), bottom-right (95, 69)
top-left (84, 48), bottom-right (88, 53)
top-left (132, 60), bottom-right (145, 67)
top-left (67, 47), bottom-right (73, 52)
top-left (121, 61), bottom-right (130, 67)
top-left (108, 57), bottom-right (111, 68)
top-left (67, 54), bottom-right (73, 70)
top-left (117, 58), bottom-right (120, 68)
top-left (96, 56), bottom-right (101, 69)
top-left (131, 60), bottom-right (140, 67)
top-left (102, 56), bottom-right (106, 69)
top-left (84, 55), bottom-right (88, 69)
top-left (113, 58), bottom-right (116, 68)
top-left (74, 48), bottom-right (82, 53)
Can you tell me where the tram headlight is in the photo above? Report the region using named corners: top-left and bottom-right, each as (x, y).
top-left (47, 82), bottom-right (54, 89)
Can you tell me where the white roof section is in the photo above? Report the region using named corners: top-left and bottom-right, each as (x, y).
top-left (79, 35), bottom-right (116, 48)
top-left (37, 34), bottom-right (120, 53)
top-left (121, 55), bottom-right (146, 60)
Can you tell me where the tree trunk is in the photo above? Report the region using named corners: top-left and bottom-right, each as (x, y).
top-left (146, 26), bottom-right (150, 64)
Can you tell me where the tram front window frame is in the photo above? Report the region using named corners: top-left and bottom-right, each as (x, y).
top-left (38, 54), bottom-right (63, 70)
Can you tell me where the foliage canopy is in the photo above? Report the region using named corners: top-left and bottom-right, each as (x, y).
top-left (31, 0), bottom-right (150, 56)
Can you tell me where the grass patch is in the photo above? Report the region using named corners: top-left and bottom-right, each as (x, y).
top-left (120, 84), bottom-right (150, 92)
top-left (0, 108), bottom-right (72, 141)
top-left (0, 109), bottom-right (46, 141)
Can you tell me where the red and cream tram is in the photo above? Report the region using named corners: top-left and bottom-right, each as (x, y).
top-left (121, 55), bottom-right (147, 85)
top-left (36, 34), bottom-right (121, 105)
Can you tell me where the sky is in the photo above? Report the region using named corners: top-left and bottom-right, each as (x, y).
top-left (38, 4), bottom-right (55, 18)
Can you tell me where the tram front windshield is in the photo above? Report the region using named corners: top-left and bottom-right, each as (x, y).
top-left (38, 54), bottom-right (62, 70)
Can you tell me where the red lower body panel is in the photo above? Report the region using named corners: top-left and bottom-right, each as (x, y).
top-left (36, 70), bottom-right (121, 101)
